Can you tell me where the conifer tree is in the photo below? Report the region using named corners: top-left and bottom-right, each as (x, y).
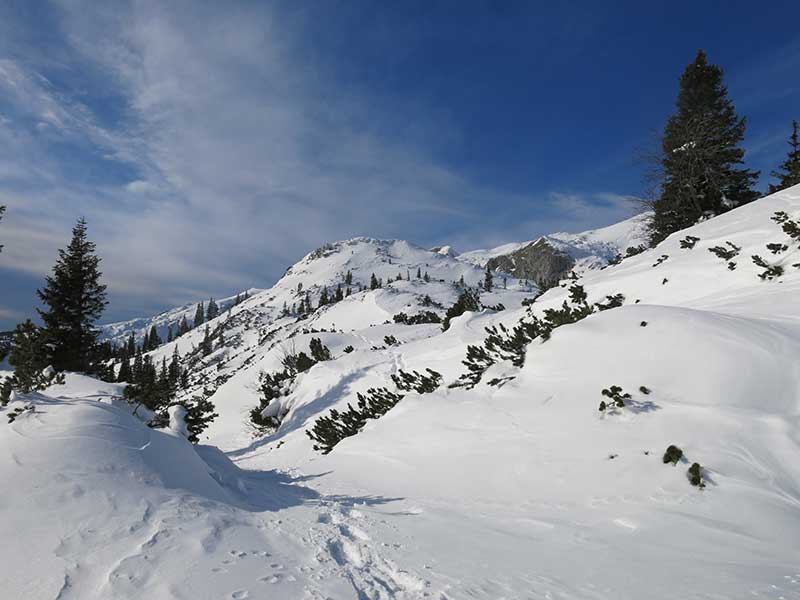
top-left (117, 355), bottom-right (132, 383)
top-left (37, 218), bottom-right (108, 372)
top-left (201, 325), bottom-right (212, 357)
top-left (416, 267), bottom-right (421, 279)
top-left (6, 320), bottom-right (51, 393)
top-left (335, 284), bottom-right (344, 302)
top-left (147, 325), bottom-right (162, 350)
top-left (168, 346), bottom-right (181, 386)
top-left (370, 273), bottom-right (379, 290)
top-left (484, 264), bottom-right (494, 292)
top-left (650, 50), bottom-right (759, 244)
top-left (193, 301), bottom-right (205, 328)
top-left (126, 332), bottom-right (136, 357)
top-left (424, 271), bottom-right (430, 282)
top-left (167, 325), bottom-right (174, 343)
top-left (206, 297), bottom-right (219, 321)
top-left (178, 315), bottom-right (189, 336)
top-left (768, 120), bottom-right (800, 194)
top-left (319, 287), bottom-right (329, 306)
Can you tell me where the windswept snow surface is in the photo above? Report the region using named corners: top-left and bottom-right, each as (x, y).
top-left (4, 187), bottom-right (800, 599)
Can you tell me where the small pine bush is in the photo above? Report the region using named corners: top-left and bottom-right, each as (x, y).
top-left (751, 255), bottom-right (784, 280)
top-left (679, 236), bottom-right (700, 249)
top-left (599, 385), bottom-right (631, 411)
top-left (687, 462), bottom-right (705, 488)
top-left (663, 445), bottom-right (683, 465)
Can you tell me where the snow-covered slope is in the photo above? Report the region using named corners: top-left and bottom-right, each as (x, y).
top-left (99, 288), bottom-right (264, 347)
top-left (4, 187), bottom-right (800, 599)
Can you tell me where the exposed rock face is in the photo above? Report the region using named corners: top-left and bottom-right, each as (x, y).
top-left (486, 238), bottom-right (574, 289)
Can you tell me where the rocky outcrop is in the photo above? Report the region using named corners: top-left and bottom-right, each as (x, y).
top-left (486, 238), bottom-right (574, 289)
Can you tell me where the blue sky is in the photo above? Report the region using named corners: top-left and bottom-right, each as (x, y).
top-left (1, 0), bottom-right (799, 329)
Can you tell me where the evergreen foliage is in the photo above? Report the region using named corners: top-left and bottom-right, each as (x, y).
top-left (194, 301), bottom-right (205, 327)
top-left (206, 298), bottom-right (219, 321)
top-left (650, 50), bottom-right (759, 245)
top-left (306, 387), bottom-right (404, 454)
top-left (679, 235), bottom-right (700, 249)
top-left (383, 335), bottom-right (399, 347)
top-left (390, 368), bottom-right (442, 393)
top-left (751, 255), bottom-right (783, 280)
top-left (2, 321), bottom-right (64, 401)
top-left (484, 264), bottom-right (494, 292)
top-left (708, 241), bottom-right (741, 261)
top-left (36, 218), bottom-right (108, 372)
top-left (309, 337), bottom-right (332, 362)
top-left (768, 120), bottom-right (800, 193)
top-left (663, 445), bottom-right (683, 465)
top-left (442, 289), bottom-right (481, 331)
top-left (687, 462), bottom-right (706, 487)
top-left (177, 389), bottom-right (219, 443)
top-left (393, 311), bottom-right (442, 325)
top-left (598, 385), bottom-right (631, 412)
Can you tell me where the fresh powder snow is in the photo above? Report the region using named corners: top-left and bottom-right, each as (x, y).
top-left (2, 186), bottom-right (800, 599)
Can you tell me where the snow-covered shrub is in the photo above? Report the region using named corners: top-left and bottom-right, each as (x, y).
top-left (708, 241), bottom-right (740, 261)
top-left (663, 445), bottom-right (683, 465)
top-left (393, 311), bottom-right (441, 325)
top-left (383, 335), bottom-right (399, 347)
top-left (568, 283), bottom-right (588, 305)
top-left (751, 255), bottom-right (784, 280)
top-left (391, 368), bottom-right (442, 394)
top-left (766, 242), bottom-right (788, 255)
top-left (598, 385), bottom-right (631, 411)
top-left (306, 387), bottom-right (405, 454)
top-left (687, 462), bottom-right (706, 488)
top-left (652, 254), bottom-right (669, 267)
top-left (342, 345), bottom-right (354, 354)
top-left (174, 389), bottom-right (218, 443)
top-left (442, 289), bottom-right (481, 331)
top-left (309, 337), bottom-right (332, 362)
top-left (679, 235), bottom-right (700, 249)
top-left (593, 294), bottom-right (625, 312)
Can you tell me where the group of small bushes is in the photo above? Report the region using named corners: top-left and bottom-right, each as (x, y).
top-left (450, 284), bottom-right (624, 390)
top-left (250, 337), bottom-right (333, 431)
top-left (662, 444), bottom-right (706, 488)
top-left (306, 368), bottom-right (442, 453)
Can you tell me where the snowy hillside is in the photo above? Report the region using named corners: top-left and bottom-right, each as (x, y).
top-left (99, 288), bottom-right (264, 347)
top-left (3, 187), bottom-right (800, 599)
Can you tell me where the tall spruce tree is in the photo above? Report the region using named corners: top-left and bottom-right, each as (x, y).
top-left (37, 218), bottom-right (108, 372)
top-left (206, 297), bottom-right (219, 321)
top-left (193, 301), bottom-right (205, 328)
top-left (484, 264), bottom-right (494, 292)
top-left (768, 120), bottom-right (800, 194)
top-left (650, 50), bottom-right (759, 244)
